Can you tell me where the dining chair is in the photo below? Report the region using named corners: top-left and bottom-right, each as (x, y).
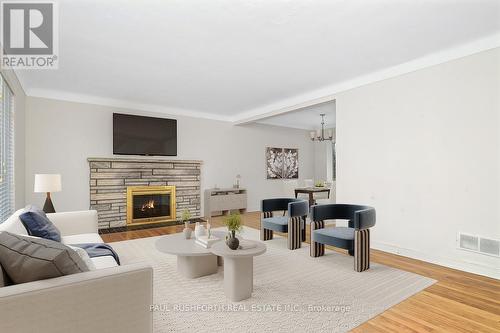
top-left (282, 179), bottom-right (299, 197)
top-left (315, 181), bottom-right (335, 204)
top-left (303, 179), bottom-right (314, 188)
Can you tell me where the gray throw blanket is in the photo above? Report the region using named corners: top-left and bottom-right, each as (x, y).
top-left (73, 243), bottom-right (120, 265)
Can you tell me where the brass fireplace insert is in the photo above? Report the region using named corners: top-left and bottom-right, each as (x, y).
top-left (126, 185), bottom-right (176, 225)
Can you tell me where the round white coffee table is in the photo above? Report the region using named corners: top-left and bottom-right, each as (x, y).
top-left (210, 240), bottom-right (266, 301)
top-left (155, 231), bottom-right (225, 279)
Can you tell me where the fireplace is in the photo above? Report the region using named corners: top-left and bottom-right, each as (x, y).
top-left (126, 186), bottom-right (176, 225)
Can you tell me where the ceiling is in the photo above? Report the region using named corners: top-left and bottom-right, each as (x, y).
top-left (16, 0), bottom-right (500, 121)
top-left (257, 100), bottom-right (335, 130)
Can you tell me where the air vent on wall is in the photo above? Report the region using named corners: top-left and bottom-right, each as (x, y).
top-left (459, 233), bottom-right (479, 251)
top-left (479, 238), bottom-right (500, 257)
top-left (458, 233), bottom-right (500, 257)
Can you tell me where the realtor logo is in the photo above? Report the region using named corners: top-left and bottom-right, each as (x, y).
top-left (1, 1), bottom-right (58, 69)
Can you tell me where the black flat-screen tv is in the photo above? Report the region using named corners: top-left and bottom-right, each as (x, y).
top-left (113, 113), bottom-right (177, 156)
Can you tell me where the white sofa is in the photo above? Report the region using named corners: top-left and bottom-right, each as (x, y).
top-left (0, 209), bottom-right (153, 333)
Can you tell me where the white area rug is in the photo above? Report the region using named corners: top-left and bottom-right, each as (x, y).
top-left (111, 227), bottom-right (435, 333)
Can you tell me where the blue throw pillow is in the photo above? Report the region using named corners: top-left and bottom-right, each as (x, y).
top-left (19, 205), bottom-right (61, 242)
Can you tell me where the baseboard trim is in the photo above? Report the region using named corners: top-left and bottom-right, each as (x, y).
top-left (372, 241), bottom-right (499, 279)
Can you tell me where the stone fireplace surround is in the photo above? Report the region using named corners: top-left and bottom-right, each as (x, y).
top-left (88, 158), bottom-right (201, 229)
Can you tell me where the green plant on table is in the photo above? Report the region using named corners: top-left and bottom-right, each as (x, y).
top-left (181, 209), bottom-right (192, 223)
top-left (224, 212), bottom-right (242, 235)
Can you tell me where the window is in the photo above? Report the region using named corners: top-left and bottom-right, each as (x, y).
top-left (0, 75), bottom-right (14, 223)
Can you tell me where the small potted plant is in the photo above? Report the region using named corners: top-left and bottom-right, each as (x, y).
top-left (181, 209), bottom-right (192, 239)
top-left (224, 212), bottom-right (242, 250)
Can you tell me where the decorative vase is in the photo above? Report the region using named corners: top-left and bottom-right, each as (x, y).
top-left (194, 222), bottom-right (206, 239)
top-left (183, 222), bottom-right (192, 239)
top-left (226, 230), bottom-right (239, 250)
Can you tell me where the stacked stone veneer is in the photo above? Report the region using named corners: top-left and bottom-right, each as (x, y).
top-left (88, 158), bottom-right (201, 229)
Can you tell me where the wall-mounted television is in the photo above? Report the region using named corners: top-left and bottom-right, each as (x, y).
top-left (113, 113), bottom-right (177, 156)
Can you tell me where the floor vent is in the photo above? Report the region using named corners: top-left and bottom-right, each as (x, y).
top-left (458, 233), bottom-right (500, 257)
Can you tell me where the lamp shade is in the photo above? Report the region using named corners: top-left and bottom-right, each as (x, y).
top-left (34, 174), bottom-right (62, 193)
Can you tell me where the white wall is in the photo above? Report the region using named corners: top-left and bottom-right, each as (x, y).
top-left (313, 129), bottom-right (335, 182)
top-left (25, 97), bottom-right (314, 213)
top-left (313, 141), bottom-right (329, 181)
top-left (336, 48), bottom-right (500, 278)
top-left (1, 68), bottom-right (26, 210)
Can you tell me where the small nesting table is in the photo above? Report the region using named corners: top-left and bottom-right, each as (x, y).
top-left (155, 231), bottom-right (225, 279)
top-left (210, 240), bottom-right (266, 302)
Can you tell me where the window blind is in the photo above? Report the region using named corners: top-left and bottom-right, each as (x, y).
top-left (0, 75), bottom-right (14, 223)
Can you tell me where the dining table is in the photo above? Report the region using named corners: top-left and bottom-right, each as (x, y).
top-left (294, 187), bottom-right (330, 206)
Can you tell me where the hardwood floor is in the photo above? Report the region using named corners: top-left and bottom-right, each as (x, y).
top-left (101, 212), bottom-right (500, 333)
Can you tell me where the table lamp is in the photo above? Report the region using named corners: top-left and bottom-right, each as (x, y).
top-left (34, 174), bottom-right (62, 213)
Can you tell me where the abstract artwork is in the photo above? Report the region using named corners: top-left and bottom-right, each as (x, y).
top-left (266, 147), bottom-right (299, 179)
top-left (266, 147), bottom-right (283, 179)
top-left (282, 148), bottom-right (299, 179)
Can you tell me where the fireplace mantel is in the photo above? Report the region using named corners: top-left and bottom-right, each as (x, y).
top-left (88, 157), bottom-right (202, 229)
top-left (88, 157), bottom-right (203, 164)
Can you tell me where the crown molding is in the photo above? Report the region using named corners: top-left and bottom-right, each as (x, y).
top-left (234, 33), bottom-right (500, 125)
top-left (26, 88), bottom-right (234, 122)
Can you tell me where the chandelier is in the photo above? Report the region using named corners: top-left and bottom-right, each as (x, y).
top-left (310, 114), bottom-right (333, 142)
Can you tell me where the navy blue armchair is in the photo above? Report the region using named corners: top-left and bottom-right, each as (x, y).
top-left (260, 198), bottom-right (309, 250)
top-left (310, 204), bottom-right (376, 272)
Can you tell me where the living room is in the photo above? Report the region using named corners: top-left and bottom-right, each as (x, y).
top-left (0, 1), bottom-right (499, 333)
